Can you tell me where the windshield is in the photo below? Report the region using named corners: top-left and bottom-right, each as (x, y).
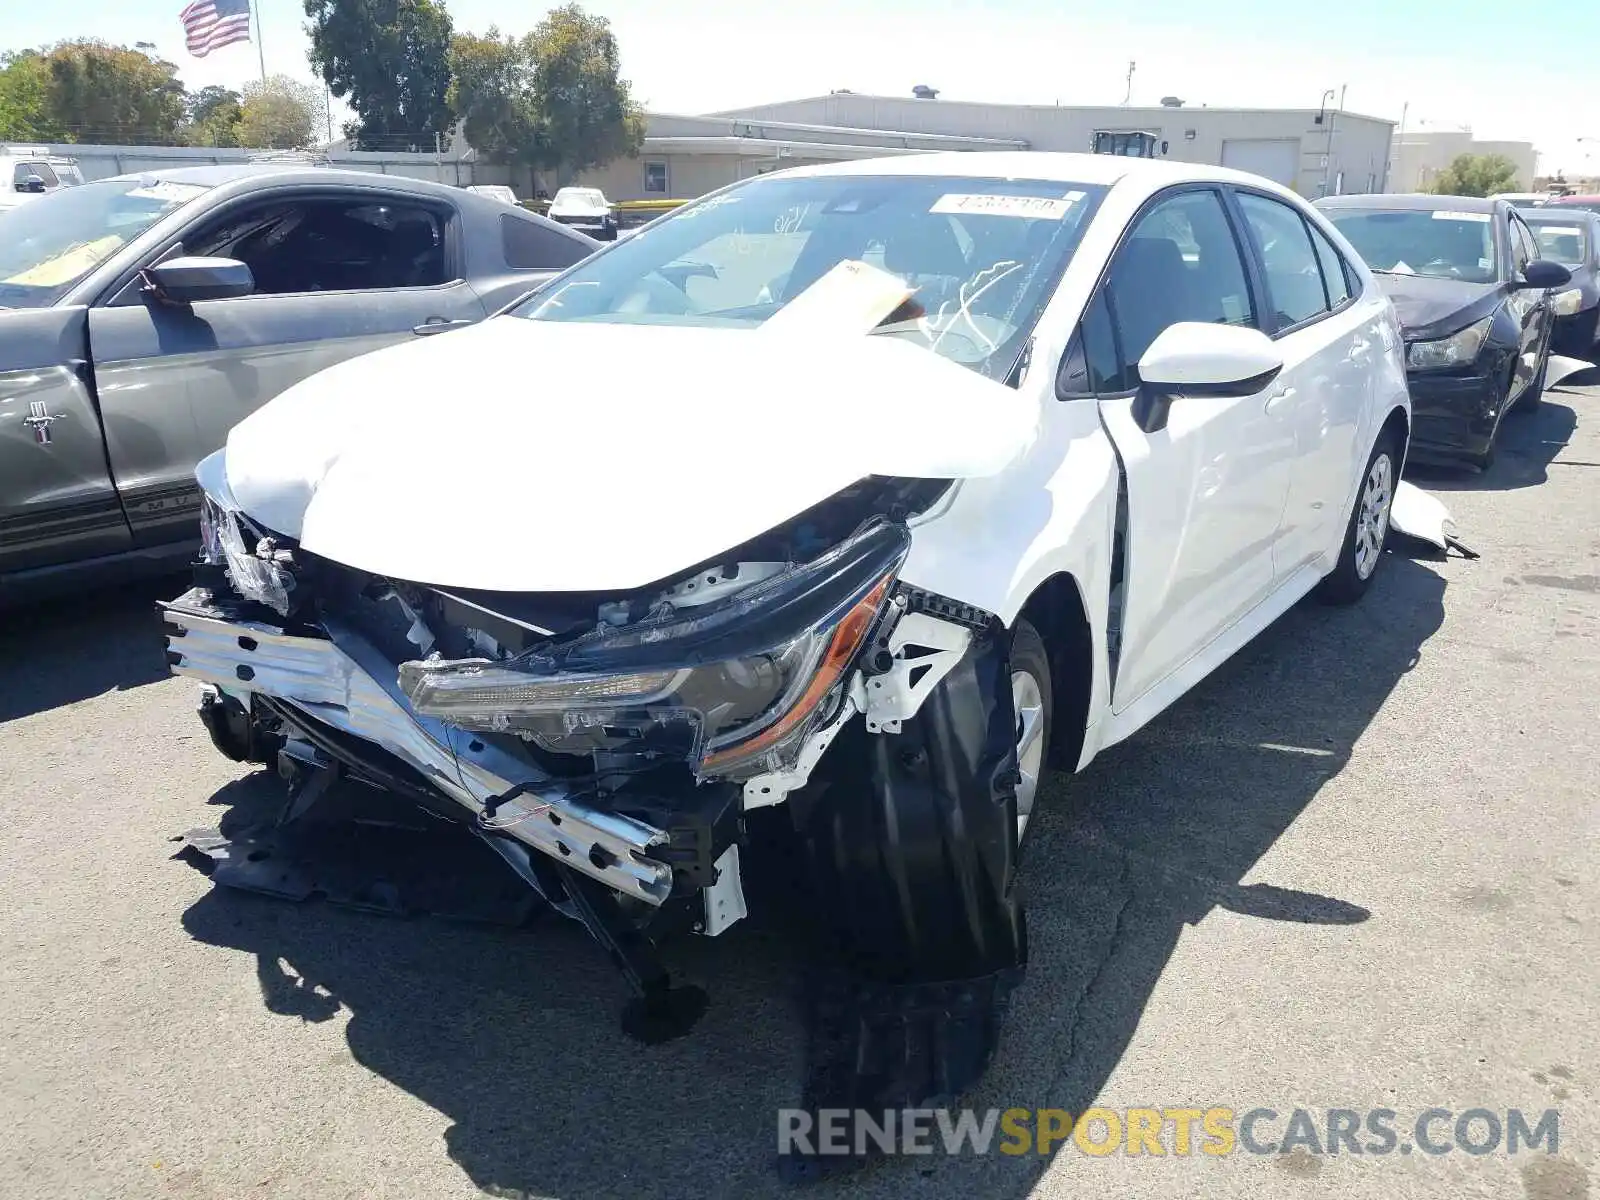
top-left (0, 177), bottom-right (209, 308)
top-left (515, 173), bottom-right (1106, 379)
top-left (1324, 208), bottom-right (1499, 284)
top-left (1528, 221), bottom-right (1589, 267)
top-left (554, 188), bottom-right (606, 207)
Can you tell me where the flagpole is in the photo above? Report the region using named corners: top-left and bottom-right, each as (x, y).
top-left (251, 0), bottom-right (266, 82)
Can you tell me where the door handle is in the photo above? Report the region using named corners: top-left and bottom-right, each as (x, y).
top-left (1265, 386), bottom-right (1296, 413)
top-left (412, 317), bottom-right (474, 336)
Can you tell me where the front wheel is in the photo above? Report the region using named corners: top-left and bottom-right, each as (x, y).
top-left (1316, 433), bottom-right (1398, 605)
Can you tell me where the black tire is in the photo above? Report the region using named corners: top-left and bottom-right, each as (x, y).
top-left (793, 620), bottom-right (1029, 983)
top-left (1317, 431), bottom-right (1399, 605)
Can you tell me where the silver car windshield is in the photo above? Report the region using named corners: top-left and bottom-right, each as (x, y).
top-left (514, 174), bottom-right (1107, 380)
top-left (0, 177), bottom-right (210, 308)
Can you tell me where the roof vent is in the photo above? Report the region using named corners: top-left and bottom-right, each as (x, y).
top-left (912, 84), bottom-right (940, 100)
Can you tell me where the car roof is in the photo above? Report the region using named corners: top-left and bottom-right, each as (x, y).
top-left (1521, 207), bottom-right (1599, 224)
top-left (103, 162), bottom-right (472, 200)
top-left (771, 150), bottom-right (1300, 194)
top-left (1548, 194), bottom-right (1600, 204)
top-left (1317, 192), bottom-right (1500, 213)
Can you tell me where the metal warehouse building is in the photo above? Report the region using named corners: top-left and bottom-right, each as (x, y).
top-left (572, 92), bottom-right (1397, 202)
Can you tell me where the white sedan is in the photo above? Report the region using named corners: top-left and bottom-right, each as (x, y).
top-left (162, 152), bottom-right (1412, 1156)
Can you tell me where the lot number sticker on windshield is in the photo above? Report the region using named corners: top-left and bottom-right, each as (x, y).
top-left (1431, 210), bottom-right (1491, 223)
top-left (932, 193), bottom-right (1080, 219)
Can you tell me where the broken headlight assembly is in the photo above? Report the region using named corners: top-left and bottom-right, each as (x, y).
top-left (399, 522), bottom-right (911, 779)
top-left (194, 450), bottom-right (295, 616)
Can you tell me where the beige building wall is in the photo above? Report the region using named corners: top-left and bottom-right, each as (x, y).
top-left (1389, 129), bottom-right (1537, 193)
top-left (717, 94), bottom-right (1396, 196)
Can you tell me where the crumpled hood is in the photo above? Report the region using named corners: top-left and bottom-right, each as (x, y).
top-left (222, 317), bottom-right (1039, 592)
top-left (1372, 273), bottom-right (1500, 337)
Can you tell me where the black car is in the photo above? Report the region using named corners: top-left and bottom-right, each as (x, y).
top-left (1521, 208), bottom-right (1600, 358)
top-left (1317, 194), bottom-right (1571, 469)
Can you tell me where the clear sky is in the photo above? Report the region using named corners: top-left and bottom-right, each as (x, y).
top-left (8, 0), bottom-right (1598, 174)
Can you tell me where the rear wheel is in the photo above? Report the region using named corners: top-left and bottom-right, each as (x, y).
top-left (1317, 432), bottom-right (1398, 605)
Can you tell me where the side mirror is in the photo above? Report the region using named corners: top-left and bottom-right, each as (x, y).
top-left (142, 256), bottom-right (255, 305)
top-left (1134, 322), bottom-right (1285, 432)
top-left (1519, 259), bottom-right (1572, 290)
top-left (17, 174), bottom-right (47, 194)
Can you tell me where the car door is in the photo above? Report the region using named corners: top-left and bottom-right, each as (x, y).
top-left (1505, 211), bottom-right (1548, 399)
top-left (0, 306), bottom-right (133, 579)
top-left (1230, 188), bottom-right (1371, 573)
top-left (1068, 186), bottom-right (1294, 712)
top-left (84, 187), bottom-right (488, 547)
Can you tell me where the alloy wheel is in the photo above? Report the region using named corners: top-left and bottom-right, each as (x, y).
top-left (1012, 669), bottom-right (1046, 837)
top-left (1354, 452), bottom-right (1394, 581)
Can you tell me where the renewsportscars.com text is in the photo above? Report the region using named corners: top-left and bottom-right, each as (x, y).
top-left (777, 1106), bottom-right (1562, 1158)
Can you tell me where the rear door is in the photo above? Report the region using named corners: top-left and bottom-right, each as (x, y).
top-left (1230, 188), bottom-right (1371, 573)
top-left (0, 307), bottom-right (132, 577)
top-left (1084, 186), bottom-right (1294, 711)
top-left (86, 187), bottom-right (487, 546)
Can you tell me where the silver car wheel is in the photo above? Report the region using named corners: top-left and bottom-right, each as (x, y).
top-left (1354, 452), bottom-right (1394, 581)
top-left (1013, 669), bottom-right (1046, 838)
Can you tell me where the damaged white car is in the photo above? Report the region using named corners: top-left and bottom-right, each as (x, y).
top-left (163, 153), bottom-right (1414, 1149)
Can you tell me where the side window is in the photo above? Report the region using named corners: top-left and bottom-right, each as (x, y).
top-left (1105, 189), bottom-right (1255, 383)
top-left (501, 214), bottom-right (590, 270)
top-left (1508, 217), bottom-right (1532, 275)
top-left (189, 196), bottom-right (450, 295)
top-left (1236, 192), bottom-right (1330, 329)
top-left (1512, 218), bottom-right (1539, 272)
top-left (15, 162), bottom-right (59, 187)
top-left (1306, 222), bottom-right (1352, 307)
top-left (1056, 288), bottom-right (1125, 396)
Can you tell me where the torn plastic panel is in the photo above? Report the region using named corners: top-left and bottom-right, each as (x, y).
top-left (1389, 480), bottom-right (1479, 558)
top-left (398, 522), bottom-right (911, 780)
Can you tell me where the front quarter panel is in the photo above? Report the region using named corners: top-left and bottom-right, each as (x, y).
top-left (900, 398), bottom-right (1118, 742)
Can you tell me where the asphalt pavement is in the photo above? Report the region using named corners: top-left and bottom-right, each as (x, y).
top-left (1, 383), bottom-right (1596, 1200)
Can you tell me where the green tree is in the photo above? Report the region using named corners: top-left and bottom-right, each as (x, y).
top-left (448, 29), bottom-right (540, 169)
top-left (525, 4), bottom-right (644, 178)
top-left (0, 51), bottom-right (64, 141)
top-left (236, 75), bottom-right (323, 149)
top-left (183, 84), bottom-right (242, 147)
top-left (37, 40), bottom-right (186, 144)
top-left (304, 0), bottom-right (454, 150)
top-left (1428, 153), bottom-right (1521, 198)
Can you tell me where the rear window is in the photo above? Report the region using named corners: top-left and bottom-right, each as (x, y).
top-left (501, 213), bottom-right (590, 270)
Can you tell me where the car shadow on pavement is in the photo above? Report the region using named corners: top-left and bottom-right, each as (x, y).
top-left (179, 554), bottom-right (1446, 1200)
top-left (1407, 386), bottom-right (1585, 494)
top-left (0, 573), bottom-right (185, 724)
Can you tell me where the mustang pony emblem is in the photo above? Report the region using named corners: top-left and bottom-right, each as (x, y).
top-left (24, 400), bottom-right (60, 446)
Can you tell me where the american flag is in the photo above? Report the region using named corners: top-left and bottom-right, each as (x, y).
top-left (181, 0), bottom-right (253, 59)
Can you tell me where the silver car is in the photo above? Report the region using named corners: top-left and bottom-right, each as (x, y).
top-left (0, 164), bottom-right (596, 605)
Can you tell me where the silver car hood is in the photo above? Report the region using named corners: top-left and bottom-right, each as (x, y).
top-left (222, 317), bottom-right (1039, 592)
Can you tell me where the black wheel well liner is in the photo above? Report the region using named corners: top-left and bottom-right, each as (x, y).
top-left (1379, 405), bottom-right (1410, 460)
top-left (1016, 571), bottom-right (1093, 771)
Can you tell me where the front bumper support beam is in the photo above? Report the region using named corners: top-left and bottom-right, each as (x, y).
top-left (161, 589), bottom-right (675, 905)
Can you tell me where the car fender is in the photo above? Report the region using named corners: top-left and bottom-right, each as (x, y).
top-left (900, 401), bottom-right (1118, 733)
